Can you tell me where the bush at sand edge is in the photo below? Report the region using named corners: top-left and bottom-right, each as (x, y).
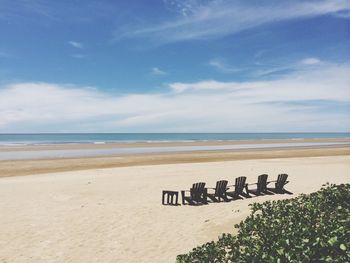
top-left (176, 183), bottom-right (350, 262)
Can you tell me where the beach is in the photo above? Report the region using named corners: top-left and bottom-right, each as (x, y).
top-left (0, 140), bottom-right (350, 262)
top-left (2, 0), bottom-right (350, 260)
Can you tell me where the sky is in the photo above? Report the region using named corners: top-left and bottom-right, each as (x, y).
top-left (0, 0), bottom-right (349, 132)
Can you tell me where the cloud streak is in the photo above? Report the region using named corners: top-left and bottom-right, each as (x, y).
top-left (151, 67), bottom-right (167, 75)
top-left (68, 41), bottom-right (83, 49)
top-left (301, 57), bottom-right (322, 65)
top-left (170, 65), bottom-right (350, 103)
top-left (118, 0), bottom-right (350, 44)
top-left (209, 59), bottom-right (240, 73)
top-left (0, 63), bottom-right (349, 132)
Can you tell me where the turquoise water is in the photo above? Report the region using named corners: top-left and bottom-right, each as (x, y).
top-left (0, 133), bottom-right (349, 145)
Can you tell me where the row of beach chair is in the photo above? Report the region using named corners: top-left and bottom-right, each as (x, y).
top-left (162, 174), bottom-right (291, 206)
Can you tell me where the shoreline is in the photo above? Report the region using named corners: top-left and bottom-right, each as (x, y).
top-left (1, 137), bottom-right (350, 152)
top-left (0, 138), bottom-right (349, 162)
top-left (1, 145), bottom-right (349, 177)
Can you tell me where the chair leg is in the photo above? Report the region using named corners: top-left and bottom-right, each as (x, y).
top-left (181, 191), bottom-right (186, 205)
top-left (245, 184), bottom-right (250, 197)
top-left (202, 188), bottom-right (208, 204)
top-left (162, 191), bottom-right (165, 205)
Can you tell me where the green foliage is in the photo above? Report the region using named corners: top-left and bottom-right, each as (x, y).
top-left (176, 184), bottom-right (350, 263)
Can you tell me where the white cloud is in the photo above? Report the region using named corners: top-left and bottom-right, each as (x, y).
top-left (68, 41), bottom-right (83, 49)
top-left (301, 57), bottom-right (321, 65)
top-left (209, 59), bottom-right (240, 73)
top-left (256, 57), bottom-right (327, 77)
top-left (213, 57), bottom-right (324, 77)
top-left (163, 0), bottom-right (200, 17)
top-left (170, 80), bottom-right (236, 93)
top-left (151, 67), bottom-right (167, 75)
top-left (118, 0), bottom-right (350, 43)
top-left (171, 64), bottom-right (350, 102)
top-left (0, 63), bottom-right (349, 132)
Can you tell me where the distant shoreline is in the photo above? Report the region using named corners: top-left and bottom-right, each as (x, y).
top-left (1, 132), bottom-right (349, 147)
top-left (0, 137), bottom-right (349, 160)
top-left (0, 143), bottom-right (349, 177)
top-left (1, 137), bottom-right (350, 151)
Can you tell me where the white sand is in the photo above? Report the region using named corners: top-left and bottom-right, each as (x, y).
top-left (0, 156), bottom-right (349, 262)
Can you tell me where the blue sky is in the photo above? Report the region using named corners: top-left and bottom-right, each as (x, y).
top-left (0, 0), bottom-right (349, 132)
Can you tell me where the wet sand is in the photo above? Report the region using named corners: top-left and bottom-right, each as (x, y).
top-left (1, 138), bottom-right (349, 177)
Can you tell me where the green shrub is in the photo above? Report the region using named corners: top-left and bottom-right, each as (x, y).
top-left (176, 184), bottom-right (350, 263)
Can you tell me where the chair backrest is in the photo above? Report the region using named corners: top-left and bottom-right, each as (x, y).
top-left (191, 182), bottom-right (206, 200)
top-left (192, 182), bottom-right (206, 190)
top-left (276, 174), bottom-right (288, 190)
top-left (257, 174), bottom-right (268, 192)
top-left (215, 180), bottom-right (228, 196)
top-left (235, 176), bottom-right (247, 194)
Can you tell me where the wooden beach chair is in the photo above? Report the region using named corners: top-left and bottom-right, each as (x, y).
top-left (181, 182), bottom-right (208, 205)
top-left (207, 180), bottom-right (229, 202)
top-left (227, 176), bottom-right (250, 199)
top-left (267, 174), bottom-right (292, 194)
top-left (162, 190), bottom-right (179, 206)
top-left (246, 174), bottom-right (273, 196)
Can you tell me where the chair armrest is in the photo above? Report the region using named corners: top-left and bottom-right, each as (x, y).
top-left (244, 184), bottom-right (250, 195)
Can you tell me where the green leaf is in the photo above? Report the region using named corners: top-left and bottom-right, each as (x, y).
top-left (340, 244), bottom-right (346, 251)
top-left (327, 237), bottom-right (337, 246)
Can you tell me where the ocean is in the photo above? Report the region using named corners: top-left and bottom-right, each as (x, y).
top-left (0, 133), bottom-right (349, 160)
top-left (0, 133), bottom-right (349, 146)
